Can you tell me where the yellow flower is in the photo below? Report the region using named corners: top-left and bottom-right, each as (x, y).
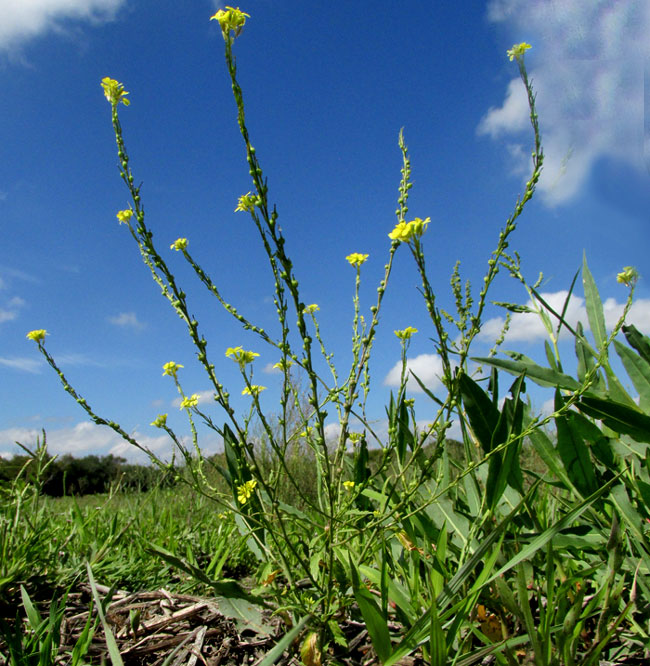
top-left (162, 361), bottom-right (184, 377)
top-left (507, 42), bottom-right (532, 61)
top-left (237, 479), bottom-right (257, 504)
top-left (180, 394), bottom-right (200, 410)
top-left (170, 238), bottom-right (188, 251)
top-left (348, 432), bottom-right (363, 443)
top-left (100, 77), bottom-right (130, 106)
top-left (303, 304), bottom-right (319, 314)
top-left (616, 266), bottom-right (639, 287)
top-left (343, 480), bottom-right (355, 490)
top-left (395, 326), bottom-right (418, 340)
top-left (116, 209), bottom-right (133, 225)
top-left (234, 192), bottom-right (260, 212)
top-left (26, 329), bottom-right (47, 342)
top-left (226, 346), bottom-right (260, 368)
top-left (346, 253), bottom-right (369, 267)
top-left (242, 385), bottom-right (266, 397)
top-left (210, 6), bottom-right (250, 38)
top-left (150, 414), bottom-right (168, 428)
top-left (272, 358), bottom-right (294, 371)
top-left (388, 217), bottom-right (430, 243)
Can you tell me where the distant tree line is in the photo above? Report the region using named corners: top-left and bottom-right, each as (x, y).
top-left (0, 452), bottom-right (176, 496)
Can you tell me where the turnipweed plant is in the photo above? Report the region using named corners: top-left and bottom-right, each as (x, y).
top-left (26, 11), bottom-right (648, 664)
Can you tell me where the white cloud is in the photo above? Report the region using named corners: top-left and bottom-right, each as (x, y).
top-left (479, 290), bottom-right (650, 344)
top-left (480, 1), bottom-right (650, 205)
top-left (0, 0), bottom-right (126, 52)
top-left (108, 311), bottom-right (145, 330)
top-left (0, 356), bottom-right (42, 373)
top-left (383, 353), bottom-right (446, 394)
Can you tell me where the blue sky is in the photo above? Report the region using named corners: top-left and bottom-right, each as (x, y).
top-left (1, 0), bottom-right (649, 462)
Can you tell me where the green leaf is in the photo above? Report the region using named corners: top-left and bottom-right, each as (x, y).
top-left (471, 356), bottom-right (580, 391)
top-left (428, 598), bottom-right (447, 666)
top-left (582, 254), bottom-right (607, 353)
top-left (577, 396), bottom-right (650, 444)
top-left (614, 339), bottom-right (650, 412)
top-left (349, 555), bottom-right (392, 663)
top-left (623, 324), bottom-right (650, 365)
top-left (554, 390), bottom-right (598, 497)
top-left (87, 563), bottom-right (124, 666)
top-left (458, 372), bottom-right (499, 454)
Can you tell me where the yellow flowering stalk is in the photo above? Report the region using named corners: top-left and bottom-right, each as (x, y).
top-left (170, 238), bottom-right (188, 251)
top-left (116, 209), bottom-right (133, 225)
top-left (150, 414), bottom-right (168, 428)
top-left (180, 394), bottom-right (200, 410)
top-left (303, 304), bottom-right (319, 314)
top-left (237, 479), bottom-right (257, 505)
top-left (388, 217), bottom-right (430, 243)
top-left (395, 326), bottom-right (418, 341)
top-left (210, 6), bottom-right (250, 39)
top-left (162, 361), bottom-right (184, 377)
top-left (26, 329), bottom-right (47, 342)
top-left (242, 385), bottom-right (266, 397)
top-left (346, 253), bottom-right (369, 267)
top-left (234, 192), bottom-right (260, 212)
top-left (616, 266), bottom-right (638, 287)
top-left (507, 42), bottom-right (532, 62)
top-left (272, 359), bottom-right (294, 371)
top-left (226, 346), bottom-right (260, 368)
top-left (343, 481), bottom-right (355, 490)
top-left (100, 77), bottom-right (130, 106)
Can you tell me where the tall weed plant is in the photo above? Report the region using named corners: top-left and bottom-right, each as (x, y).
top-left (25, 10), bottom-right (649, 665)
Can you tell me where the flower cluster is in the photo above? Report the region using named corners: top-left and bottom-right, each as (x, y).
top-left (150, 414), bottom-right (168, 428)
top-left (170, 238), bottom-right (188, 251)
top-left (303, 304), bottom-right (319, 314)
top-left (162, 361), bottom-right (184, 377)
top-left (180, 394), bottom-right (200, 410)
top-left (346, 253), bottom-right (369, 268)
top-left (388, 217), bottom-right (430, 243)
top-left (26, 329), bottom-right (47, 342)
top-left (394, 326), bottom-right (418, 341)
top-left (116, 209), bottom-right (133, 225)
top-left (210, 7), bottom-right (250, 39)
top-left (237, 479), bottom-right (257, 505)
top-left (507, 42), bottom-right (532, 62)
top-left (234, 192), bottom-right (261, 212)
top-left (617, 266), bottom-right (639, 287)
top-left (272, 358), bottom-right (293, 371)
top-left (101, 77), bottom-right (130, 106)
top-left (242, 385), bottom-right (266, 397)
top-left (226, 346), bottom-right (259, 368)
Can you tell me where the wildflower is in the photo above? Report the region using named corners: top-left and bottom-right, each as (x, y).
top-left (272, 358), bottom-right (294, 371)
top-left (237, 479), bottom-right (257, 505)
top-left (162, 361), bottom-right (184, 377)
top-left (346, 253), bottom-right (369, 268)
top-left (116, 209), bottom-right (133, 225)
top-left (226, 346), bottom-right (260, 368)
top-left (343, 480), bottom-right (355, 490)
top-left (170, 238), bottom-right (188, 251)
top-left (150, 414), bottom-right (168, 428)
top-left (348, 432), bottom-right (363, 443)
top-left (242, 385), bottom-right (266, 397)
top-left (388, 217), bottom-right (430, 243)
top-left (234, 192), bottom-right (260, 212)
top-left (300, 426), bottom-right (313, 438)
top-left (210, 6), bottom-right (250, 38)
top-left (26, 329), bottom-right (47, 342)
top-left (394, 326), bottom-right (418, 340)
top-left (303, 304), bottom-right (319, 314)
top-left (100, 77), bottom-right (130, 106)
top-left (507, 42), bottom-right (532, 61)
top-left (616, 266), bottom-right (638, 287)
top-left (180, 394), bottom-right (200, 410)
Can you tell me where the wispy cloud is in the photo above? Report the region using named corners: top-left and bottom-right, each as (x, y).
top-left (480, 1), bottom-right (650, 206)
top-left (0, 357), bottom-right (42, 373)
top-left (108, 311), bottom-right (146, 331)
top-left (0, 0), bottom-right (126, 52)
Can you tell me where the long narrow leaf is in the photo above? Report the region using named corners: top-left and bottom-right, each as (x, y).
top-left (472, 356), bottom-right (580, 391)
top-left (582, 254), bottom-right (607, 353)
